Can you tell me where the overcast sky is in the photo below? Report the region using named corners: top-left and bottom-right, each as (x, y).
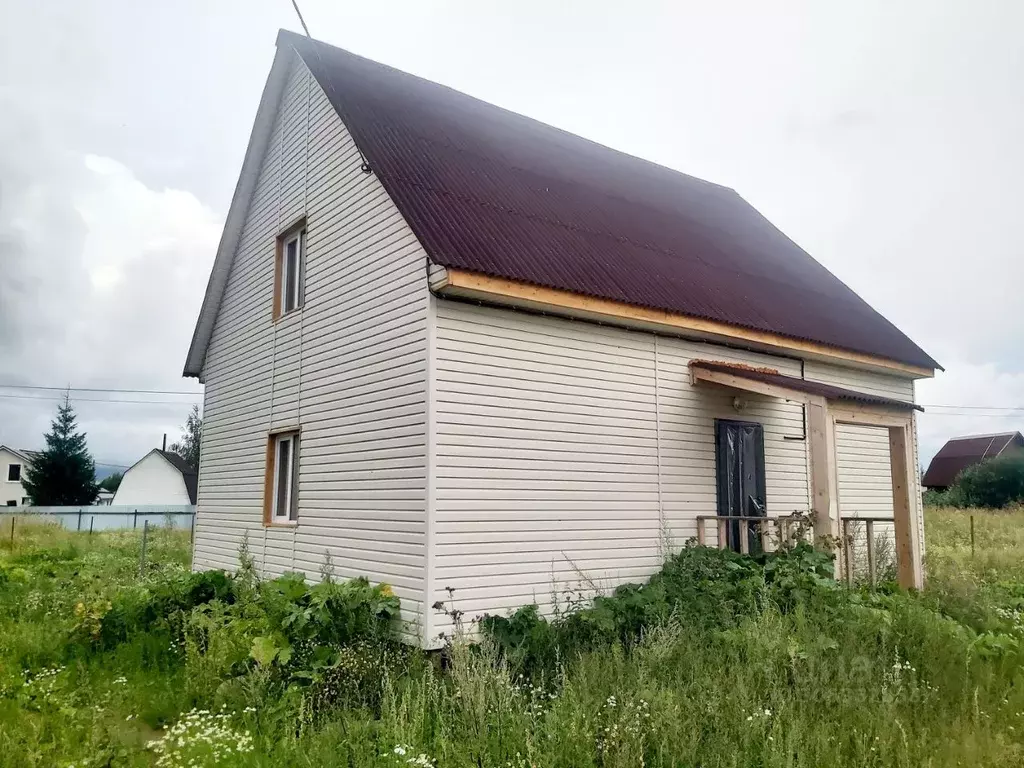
top-left (1, 0), bottom-right (1022, 470)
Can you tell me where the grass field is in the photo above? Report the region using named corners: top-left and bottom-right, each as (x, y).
top-left (1, 508), bottom-right (1023, 767)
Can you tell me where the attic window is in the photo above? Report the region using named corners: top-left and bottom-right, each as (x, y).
top-left (274, 221), bottom-right (306, 318)
top-left (8, 464), bottom-right (20, 482)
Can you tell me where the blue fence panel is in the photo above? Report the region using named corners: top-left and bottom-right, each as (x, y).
top-left (0, 505), bottom-right (196, 532)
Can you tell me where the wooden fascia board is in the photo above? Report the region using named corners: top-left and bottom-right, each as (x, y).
top-left (439, 268), bottom-right (935, 380)
top-left (829, 405), bottom-right (913, 428)
top-left (690, 367), bottom-right (825, 407)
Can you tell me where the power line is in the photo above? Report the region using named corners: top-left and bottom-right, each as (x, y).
top-left (0, 384), bottom-right (200, 396)
top-left (287, 0), bottom-right (372, 174)
top-left (0, 393), bottom-right (199, 406)
top-left (290, 0), bottom-right (312, 37)
top-left (919, 403), bottom-right (1024, 412)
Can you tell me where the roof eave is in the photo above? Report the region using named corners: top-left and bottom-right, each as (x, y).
top-left (434, 266), bottom-right (939, 379)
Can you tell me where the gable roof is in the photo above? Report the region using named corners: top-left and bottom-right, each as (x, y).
top-left (122, 449), bottom-right (198, 504)
top-left (185, 30), bottom-right (938, 377)
top-left (0, 446), bottom-right (35, 463)
top-left (922, 431), bottom-right (1024, 489)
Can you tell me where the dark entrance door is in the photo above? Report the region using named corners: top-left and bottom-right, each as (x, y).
top-left (715, 419), bottom-right (767, 553)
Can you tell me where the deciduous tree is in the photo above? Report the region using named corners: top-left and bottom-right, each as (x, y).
top-left (169, 404), bottom-right (202, 471)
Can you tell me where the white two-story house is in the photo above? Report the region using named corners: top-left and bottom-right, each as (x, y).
top-left (184, 30), bottom-right (939, 646)
top-left (0, 446), bottom-right (33, 507)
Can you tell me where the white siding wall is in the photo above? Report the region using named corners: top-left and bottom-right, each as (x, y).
top-left (112, 453), bottom-right (192, 506)
top-left (194, 52), bottom-right (429, 633)
top-left (0, 448), bottom-right (29, 506)
top-left (430, 300), bottom-right (811, 637)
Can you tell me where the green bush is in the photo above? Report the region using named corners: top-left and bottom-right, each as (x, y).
top-left (481, 543), bottom-right (839, 675)
top-left (98, 569), bottom-right (236, 647)
top-left (953, 454), bottom-right (1024, 508)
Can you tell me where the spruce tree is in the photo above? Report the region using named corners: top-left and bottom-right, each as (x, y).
top-left (22, 394), bottom-right (99, 506)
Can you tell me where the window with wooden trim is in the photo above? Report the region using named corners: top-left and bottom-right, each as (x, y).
top-left (274, 222), bottom-right (305, 318)
top-left (265, 431), bottom-right (300, 523)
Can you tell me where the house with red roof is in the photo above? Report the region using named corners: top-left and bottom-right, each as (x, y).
top-left (185, 30), bottom-right (938, 645)
top-left (923, 432), bottom-right (1024, 491)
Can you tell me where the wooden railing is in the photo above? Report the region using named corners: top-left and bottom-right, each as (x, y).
top-left (695, 514), bottom-right (810, 554)
top-left (840, 516), bottom-right (893, 586)
top-left (695, 514), bottom-right (900, 587)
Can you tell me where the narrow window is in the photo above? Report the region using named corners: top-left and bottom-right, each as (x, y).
top-left (266, 431), bottom-right (300, 523)
top-left (7, 464), bottom-right (20, 482)
top-left (275, 224), bottom-right (305, 318)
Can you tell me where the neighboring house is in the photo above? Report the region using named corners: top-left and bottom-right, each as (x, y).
top-left (95, 489), bottom-right (115, 506)
top-left (922, 432), bottom-right (1024, 490)
top-left (112, 450), bottom-right (198, 506)
top-left (184, 30), bottom-right (939, 646)
top-left (0, 446), bottom-right (34, 507)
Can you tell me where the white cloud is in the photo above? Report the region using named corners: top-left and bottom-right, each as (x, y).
top-left (0, 101), bottom-right (219, 466)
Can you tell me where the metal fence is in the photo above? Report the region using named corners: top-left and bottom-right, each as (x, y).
top-left (0, 505), bottom-right (196, 533)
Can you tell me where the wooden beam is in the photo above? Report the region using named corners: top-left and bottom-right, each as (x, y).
top-left (889, 424), bottom-right (922, 589)
top-left (690, 366), bottom-right (826, 406)
top-left (807, 401), bottom-right (835, 546)
top-left (830, 405), bottom-right (913, 428)
top-left (441, 268), bottom-right (936, 379)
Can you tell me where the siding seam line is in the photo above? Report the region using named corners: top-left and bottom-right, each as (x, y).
top-left (265, 57), bottom-right (287, 572)
top-left (654, 335), bottom-right (664, 524)
top-left (294, 63), bottom-right (312, 570)
top-left (424, 293), bottom-right (437, 647)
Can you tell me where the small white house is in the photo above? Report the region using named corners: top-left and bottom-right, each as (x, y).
top-left (0, 446), bottom-right (34, 507)
top-left (112, 450), bottom-right (197, 507)
top-left (184, 31), bottom-right (939, 646)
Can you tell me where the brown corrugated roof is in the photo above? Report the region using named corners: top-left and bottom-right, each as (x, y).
top-left (922, 432), bottom-right (1024, 489)
top-left (157, 450), bottom-right (198, 504)
top-left (282, 30), bottom-right (938, 372)
top-left (690, 360), bottom-right (921, 411)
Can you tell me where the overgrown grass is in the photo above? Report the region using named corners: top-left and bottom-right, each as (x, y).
top-left (1, 511), bottom-right (1023, 766)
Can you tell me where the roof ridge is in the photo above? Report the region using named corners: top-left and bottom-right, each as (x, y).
top-left (950, 431), bottom-right (1021, 441)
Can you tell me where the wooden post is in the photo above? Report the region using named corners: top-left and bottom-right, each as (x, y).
top-left (865, 520), bottom-right (876, 586)
top-left (807, 401), bottom-right (835, 546)
top-left (888, 424), bottom-right (920, 589)
top-left (190, 512), bottom-right (196, 546)
top-left (139, 521), bottom-right (149, 578)
top-left (77, 509), bottom-right (83, 531)
top-left (843, 519), bottom-right (854, 586)
top-left (9, 516), bottom-right (14, 549)
top-left (739, 519), bottom-right (750, 555)
top-left (134, 509), bottom-right (138, 529)
top-left (970, 515), bottom-right (975, 558)
top-left (89, 516), bottom-right (94, 536)
top-left (717, 518), bottom-right (727, 550)
top-left (696, 519), bottom-right (706, 546)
